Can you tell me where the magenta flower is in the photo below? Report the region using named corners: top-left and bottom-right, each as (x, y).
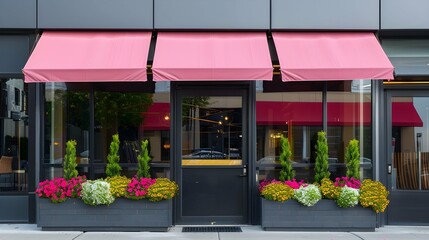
top-left (125, 176), bottom-right (157, 200)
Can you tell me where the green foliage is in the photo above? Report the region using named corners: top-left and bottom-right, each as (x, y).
top-left (294, 184), bottom-right (322, 207)
top-left (147, 178), bottom-right (179, 202)
top-left (182, 96), bottom-right (210, 126)
top-left (63, 140), bottom-right (78, 180)
top-left (336, 186), bottom-right (360, 208)
top-left (346, 139), bottom-right (361, 179)
top-left (314, 131), bottom-right (330, 184)
top-left (320, 178), bottom-right (341, 199)
top-left (105, 134), bottom-right (122, 177)
top-left (94, 92), bottom-right (153, 131)
top-left (359, 179), bottom-right (390, 213)
top-left (261, 182), bottom-right (294, 202)
top-left (279, 136), bottom-right (295, 181)
top-left (81, 180), bottom-right (115, 206)
top-left (137, 139), bottom-right (152, 178)
top-left (105, 176), bottom-right (130, 198)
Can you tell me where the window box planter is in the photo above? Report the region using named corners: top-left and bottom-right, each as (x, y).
top-left (38, 198), bottom-right (172, 231)
top-left (261, 198), bottom-right (376, 232)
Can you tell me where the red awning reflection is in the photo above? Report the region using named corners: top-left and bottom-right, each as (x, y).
top-left (140, 102), bottom-right (423, 130)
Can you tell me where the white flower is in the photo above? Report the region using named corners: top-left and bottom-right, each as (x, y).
top-left (81, 180), bottom-right (115, 206)
top-left (294, 184), bottom-right (322, 207)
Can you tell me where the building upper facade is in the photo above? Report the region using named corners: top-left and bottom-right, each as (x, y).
top-left (1, 0), bottom-right (429, 30)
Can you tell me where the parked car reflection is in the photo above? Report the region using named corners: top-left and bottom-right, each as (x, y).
top-left (182, 150), bottom-right (227, 159)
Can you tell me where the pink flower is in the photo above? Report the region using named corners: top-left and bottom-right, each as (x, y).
top-left (35, 176), bottom-right (87, 203)
top-left (125, 176), bottom-right (156, 200)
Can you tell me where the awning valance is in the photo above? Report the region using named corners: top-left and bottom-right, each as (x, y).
top-left (272, 32), bottom-right (394, 81)
top-left (152, 32), bottom-right (273, 81)
top-left (23, 32), bottom-right (152, 83)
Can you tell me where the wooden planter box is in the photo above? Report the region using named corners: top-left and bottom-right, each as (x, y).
top-left (38, 198), bottom-right (172, 231)
top-left (261, 198), bottom-right (376, 232)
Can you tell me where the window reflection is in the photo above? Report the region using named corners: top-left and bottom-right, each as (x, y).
top-left (43, 84), bottom-right (170, 180)
top-left (0, 79), bottom-right (28, 193)
top-left (256, 80), bottom-right (373, 183)
top-left (256, 90), bottom-right (323, 182)
top-left (327, 80), bottom-right (372, 180)
top-left (392, 96), bottom-right (429, 190)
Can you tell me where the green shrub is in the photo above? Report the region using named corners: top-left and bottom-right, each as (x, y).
top-left (106, 134), bottom-right (122, 177)
top-left (336, 186), bottom-right (359, 208)
top-left (81, 180), bottom-right (115, 206)
top-left (314, 131), bottom-right (330, 184)
top-left (279, 136), bottom-right (295, 181)
top-left (137, 139), bottom-right (151, 178)
top-left (63, 140), bottom-right (78, 180)
top-left (261, 182), bottom-right (294, 202)
top-left (105, 176), bottom-right (130, 198)
top-left (346, 139), bottom-right (360, 179)
top-left (294, 184), bottom-right (322, 207)
top-left (147, 178), bottom-right (178, 202)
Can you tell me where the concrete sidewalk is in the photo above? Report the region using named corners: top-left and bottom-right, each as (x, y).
top-left (1, 224), bottom-right (429, 240)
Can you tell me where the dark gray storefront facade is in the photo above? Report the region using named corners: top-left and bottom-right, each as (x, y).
top-left (1, 0), bottom-right (429, 226)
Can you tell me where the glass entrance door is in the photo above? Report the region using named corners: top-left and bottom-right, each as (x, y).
top-left (175, 91), bottom-right (248, 224)
top-left (387, 92), bottom-right (429, 224)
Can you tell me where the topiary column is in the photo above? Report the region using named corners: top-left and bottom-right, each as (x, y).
top-left (105, 134), bottom-right (122, 177)
top-left (314, 131), bottom-right (330, 184)
top-left (63, 140), bottom-right (78, 180)
top-left (137, 139), bottom-right (151, 178)
top-left (345, 139), bottom-right (360, 179)
top-left (279, 136), bottom-right (295, 181)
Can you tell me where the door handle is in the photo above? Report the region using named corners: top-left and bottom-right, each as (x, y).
top-left (239, 165), bottom-right (247, 177)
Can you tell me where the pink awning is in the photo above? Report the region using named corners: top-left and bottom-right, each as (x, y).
top-left (272, 32), bottom-right (394, 81)
top-left (23, 32), bottom-right (152, 83)
top-left (152, 32), bottom-right (273, 81)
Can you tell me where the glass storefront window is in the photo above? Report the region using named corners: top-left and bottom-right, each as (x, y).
top-left (256, 87), bottom-right (323, 182)
top-left (256, 80), bottom-right (373, 183)
top-left (0, 79), bottom-right (28, 193)
top-left (392, 96), bottom-right (429, 190)
top-left (327, 80), bottom-right (373, 180)
top-left (43, 84), bottom-right (170, 180)
top-left (44, 83), bottom-right (89, 178)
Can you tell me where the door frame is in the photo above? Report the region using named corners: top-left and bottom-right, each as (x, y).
top-left (385, 88), bottom-right (429, 225)
top-left (171, 81), bottom-right (257, 225)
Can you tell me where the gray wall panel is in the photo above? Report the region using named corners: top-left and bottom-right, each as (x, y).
top-left (382, 40), bottom-right (429, 76)
top-left (0, 35), bottom-right (30, 75)
top-left (0, 0), bottom-right (36, 29)
top-left (272, 0), bottom-right (379, 30)
top-left (155, 0), bottom-right (269, 30)
top-left (38, 0), bottom-right (153, 29)
top-left (0, 196), bottom-right (29, 222)
top-left (382, 0), bottom-right (429, 30)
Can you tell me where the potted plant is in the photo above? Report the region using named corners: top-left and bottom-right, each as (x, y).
top-left (260, 133), bottom-right (389, 231)
top-left (36, 136), bottom-right (178, 231)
